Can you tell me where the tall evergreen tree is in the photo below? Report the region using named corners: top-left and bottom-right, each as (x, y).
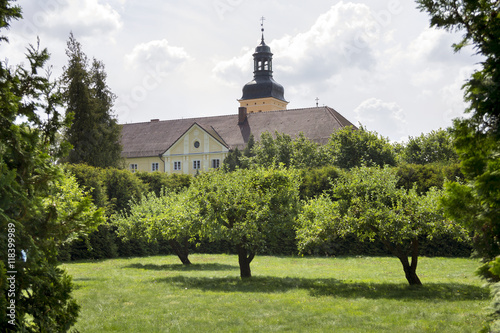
top-left (90, 59), bottom-right (122, 167)
top-left (416, 0), bottom-right (500, 269)
top-left (62, 33), bottom-right (122, 168)
top-left (416, 1), bottom-right (500, 329)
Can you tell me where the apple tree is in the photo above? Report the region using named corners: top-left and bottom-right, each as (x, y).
top-left (297, 167), bottom-right (467, 285)
top-left (190, 168), bottom-right (301, 278)
top-left (114, 190), bottom-right (197, 265)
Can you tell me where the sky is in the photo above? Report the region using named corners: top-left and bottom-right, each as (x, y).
top-left (3, 0), bottom-right (482, 142)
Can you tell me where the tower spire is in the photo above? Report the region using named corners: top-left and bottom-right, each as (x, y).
top-left (238, 18), bottom-right (288, 113)
top-left (260, 16), bottom-right (265, 43)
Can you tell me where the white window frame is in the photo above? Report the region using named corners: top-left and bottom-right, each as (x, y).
top-left (151, 162), bottom-right (159, 172)
top-left (193, 160), bottom-right (201, 170)
top-left (211, 158), bottom-right (220, 169)
top-left (130, 164), bottom-right (138, 173)
top-left (173, 161), bottom-right (182, 171)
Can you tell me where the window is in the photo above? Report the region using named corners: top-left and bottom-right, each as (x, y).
top-left (174, 161), bottom-right (181, 171)
top-left (193, 160), bottom-right (201, 170)
top-left (194, 141), bottom-right (200, 148)
top-left (211, 159), bottom-right (220, 169)
top-left (130, 164), bottom-right (138, 173)
top-left (152, 162), bottom-right (159, 172)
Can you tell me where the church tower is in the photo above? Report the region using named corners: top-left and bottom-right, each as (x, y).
top-left (239, 20), bottom-right (288, 113)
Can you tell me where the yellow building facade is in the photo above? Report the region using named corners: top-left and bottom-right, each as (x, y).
top-left (126, 123), bottom-right (229, 176)
top-left (162, 124), bottom-right (229, 176)
top-left (239, 96), bottom-right (288, 113)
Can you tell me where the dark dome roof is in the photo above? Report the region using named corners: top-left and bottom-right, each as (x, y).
top-left (240, 37), bottom-right (286, 102)
top-left (241, 77), bottom-right (286, 101)
top-left (255, 41), bottom-right (271, 54)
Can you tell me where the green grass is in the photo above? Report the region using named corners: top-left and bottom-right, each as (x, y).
top-left (63, 255), bottom-right (489, 332)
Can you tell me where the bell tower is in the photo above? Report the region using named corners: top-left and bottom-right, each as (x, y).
top-left (238, 18), bottom-right (288, 113)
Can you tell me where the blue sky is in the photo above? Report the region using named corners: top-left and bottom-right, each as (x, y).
top-left (4, 0), bottom-right (481, 141)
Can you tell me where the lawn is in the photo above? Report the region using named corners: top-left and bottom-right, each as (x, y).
top-left (63, 254), bottom-right (489, 332)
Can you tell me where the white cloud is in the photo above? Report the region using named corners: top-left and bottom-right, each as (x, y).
top-left (354, 98), bottom-right (407, 140)
top-left (275, 2), bottom-right (379, 73)
top-left (406, 28), bottom-right (444, 63)
top-left (439, 66), bottom-right (475, 123)
top-left (19, 0), bottom-right (122, 40)
top-left (213, 2), bottom-right (384, 87)
top-left (212, 47), bottom-right (253, 87)
top-left (125, 39), bottom-right (191, 73)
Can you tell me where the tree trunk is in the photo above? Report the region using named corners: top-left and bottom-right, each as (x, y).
top-left (236, 244), bottom-right (255, 278)
top-left (397, 238), bottom-right (422, 286)
top-left (169, 239), bottom-right (191, 265)
top-left (383, 238), bottom-right (422, 285)
top-left (401, 261), bottom-right (422, 285)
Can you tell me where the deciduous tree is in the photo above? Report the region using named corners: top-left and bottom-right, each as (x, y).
top-left (297, 167), bottom-right (467, 285)
top-left (400, 129), bottom-right (458, 165)
top-left (114, 191), bottom-right (197, 265)
top-left (325, 126), bottom-right (396, 169)
top-left (191, 168), bottom-right (301, 278)
top-left (251, 132), bottom-right (328, 169)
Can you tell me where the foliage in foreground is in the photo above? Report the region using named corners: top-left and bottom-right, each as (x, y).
top-left (0, 1), bottom-right (103, 330)
top-left (297, 167), bottom-right (468, 285)
top-left (416, 0), bottom-right (500, 328)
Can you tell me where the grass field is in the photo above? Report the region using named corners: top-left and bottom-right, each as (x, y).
top-left (63, 254), bottom-right (489, 332)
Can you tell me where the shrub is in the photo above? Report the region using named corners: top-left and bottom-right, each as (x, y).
top-left (135, 172), bottom-right (191, 196)
top-left (299, 166), bottom-right (341, 199)
top-left (396, 163), bottom-right (463, 194)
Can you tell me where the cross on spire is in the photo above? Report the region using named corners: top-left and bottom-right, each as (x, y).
top-left (260, 16), bottom-right (266, 43)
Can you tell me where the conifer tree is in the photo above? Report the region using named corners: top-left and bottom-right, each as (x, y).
top-left (0, 2), bottom-right (103, 330)
top-left (417, 0), bottom-right (500, 271)
top-left (62, 33), bottom-right (123, 168)
top-left (89, 59), bottom-right (122, 167)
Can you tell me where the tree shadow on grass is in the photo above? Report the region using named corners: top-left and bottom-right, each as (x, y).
top-left (124, 263), bottom-right (238, 272)
top-left (156, 275), bottom-right (488, 301)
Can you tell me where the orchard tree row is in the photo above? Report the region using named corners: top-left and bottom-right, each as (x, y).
top-left (113, 166), bottom-right (468, 286)
top-left (61, 156), bottom-right (468, 260)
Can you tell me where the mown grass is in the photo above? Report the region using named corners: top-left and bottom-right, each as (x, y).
top-left (63, 254), bottom-right (489, 332)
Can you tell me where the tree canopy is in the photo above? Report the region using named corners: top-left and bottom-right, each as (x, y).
top-left (297, 167), bottom-right (467, 285)
top-left (400, 129), bottom-right (459, 165)
top-left (114, 190), bottom-right (197, 265)
top-left (190, 168), bottom-right (301, 278)
top-left (325, 126), bottom-right (396, 169)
